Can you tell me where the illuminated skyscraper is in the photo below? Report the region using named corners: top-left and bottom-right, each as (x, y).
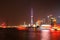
top-left (31, 8), bottom-right (33, 26)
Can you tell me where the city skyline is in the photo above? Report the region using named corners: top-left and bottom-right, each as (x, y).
top-left (0, 0), bottom-right (60, 25)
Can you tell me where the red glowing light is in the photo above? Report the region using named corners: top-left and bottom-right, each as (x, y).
top-left (17, 25), bottom-right (28, 30)
top-left (1, 22), bottom-right (6, 28)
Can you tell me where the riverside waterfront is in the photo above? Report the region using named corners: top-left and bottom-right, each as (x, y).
top-left (0, 27), bottom-right (60, 40)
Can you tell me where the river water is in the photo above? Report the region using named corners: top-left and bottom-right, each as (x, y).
top-left (0, 28), bottom-right (60, 40)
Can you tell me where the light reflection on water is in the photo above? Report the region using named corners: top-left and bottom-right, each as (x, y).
top-left (51, 30), bottom-right (60, 40)
top-left (3, 28), bottom-right (59, 40)
top-left (28, 31), bottom-right (41, 40)
top-left (0, 28), bottom-right (60, 40)
top-left (28, 28), bottom-right (50, 40)
top-left (28, 28), bottom-right (60, 40)
top-left (41, 30), bottom-right (50, 40)
top-left (28, 30), bottom-right (50, 40)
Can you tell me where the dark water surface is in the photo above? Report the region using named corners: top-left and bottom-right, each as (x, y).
top-left (0, 28), bottom-right (60, 40)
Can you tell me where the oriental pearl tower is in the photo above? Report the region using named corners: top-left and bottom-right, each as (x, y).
top-left (31, 8), bottom-right (34, 26)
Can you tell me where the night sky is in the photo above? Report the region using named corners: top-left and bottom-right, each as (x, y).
top-left (0, 0), bottom-right (60, 25)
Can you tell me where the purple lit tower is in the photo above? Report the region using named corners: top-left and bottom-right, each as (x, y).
top-left (31, 8), bottom-right (34, 26)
